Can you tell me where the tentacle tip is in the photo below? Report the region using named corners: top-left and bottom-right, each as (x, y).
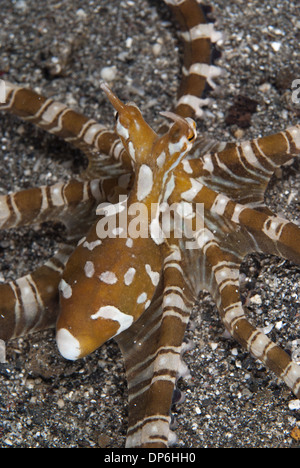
top-left (100, 81), bottom-right (115, 102)
top-left (100, 81), bottom-right (126, 112)
top-left (100, 80), bottom-right (110, 94)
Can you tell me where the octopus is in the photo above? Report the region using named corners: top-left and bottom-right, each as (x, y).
top-left (0, 0), bottom-right (299, 448)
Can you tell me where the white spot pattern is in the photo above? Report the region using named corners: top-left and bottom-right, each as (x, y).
top-left (99, 271), bottom-right (118, 284)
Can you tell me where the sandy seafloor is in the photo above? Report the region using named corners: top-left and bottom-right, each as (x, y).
top-left (0, 0), bottom-right (299, 449)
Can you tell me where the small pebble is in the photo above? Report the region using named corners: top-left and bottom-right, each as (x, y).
top-left (100, 66), bottom-right (117, 82)
top-left (288, 399), bottom-right (300, 411)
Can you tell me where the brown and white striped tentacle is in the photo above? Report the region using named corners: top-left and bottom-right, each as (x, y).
top-left (0, 244), bottom-right (73, 341)
top-left (192, 124), bottom-right (300, 207)
top-left (164, 0), bottom-right (222, 119)
top-left (117, 243), bottom-right (195, 448)
top-left (231, 204), bottom-right (300, 265)
top-left (174, 179), bottom-right (300, 396)
top-left (173, 126), bottom-right (300, 261)
top-left (174, 158), bottom-right (300, 265)
top-left (0, 81), bottom-right (132, 176)
top-left (0, 175), bottom-right (131, 235)
top-left (168, 136), bottom-right (300, 397)
top-left (203, 243), bottom-right (300, 398)
top-left (163, 0), bottom-right (233, 161)
top-left (0, 178), bottom-right (99, 230)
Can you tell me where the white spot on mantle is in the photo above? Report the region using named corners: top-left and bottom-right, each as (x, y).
top-left (99, 271), bottom-right (118, 284)
top-left (137, 164), bottom-right (153, 201)
top-left (145, 264), bottom-right (160, 286)
top-left (137, 292), bottom-right (147, 304)
top-left (124, 267), bottom-right (136, 286)
top-left (59, 279), bottom-right (72, 299)
top-left (84, 261), bottom-right (95, 278)
top-left (90, 305), bottom-right (133, 335)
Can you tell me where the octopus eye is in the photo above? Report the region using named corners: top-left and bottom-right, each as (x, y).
top-left (187, 131), bottom-right (195, 141)
top-left (114, 111), bottom-right (119, 121)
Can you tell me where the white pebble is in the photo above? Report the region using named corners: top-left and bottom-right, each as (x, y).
top-left (57, 399), bottom-right (65, 408)
top-left (100, 66), bottom-right (117, 82)
top-left (152, 42), bottom-right (162, 56)
top-left (126, 37), bottom-right (133, 48)
top-left (288, 399), bottom-right (300, 410)
top-left (76, 8), bottom-right (86, 18)
top-left (250, 294), bottom-right (262, 305)
top-left (271, 41), bottom-right (281, 52)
